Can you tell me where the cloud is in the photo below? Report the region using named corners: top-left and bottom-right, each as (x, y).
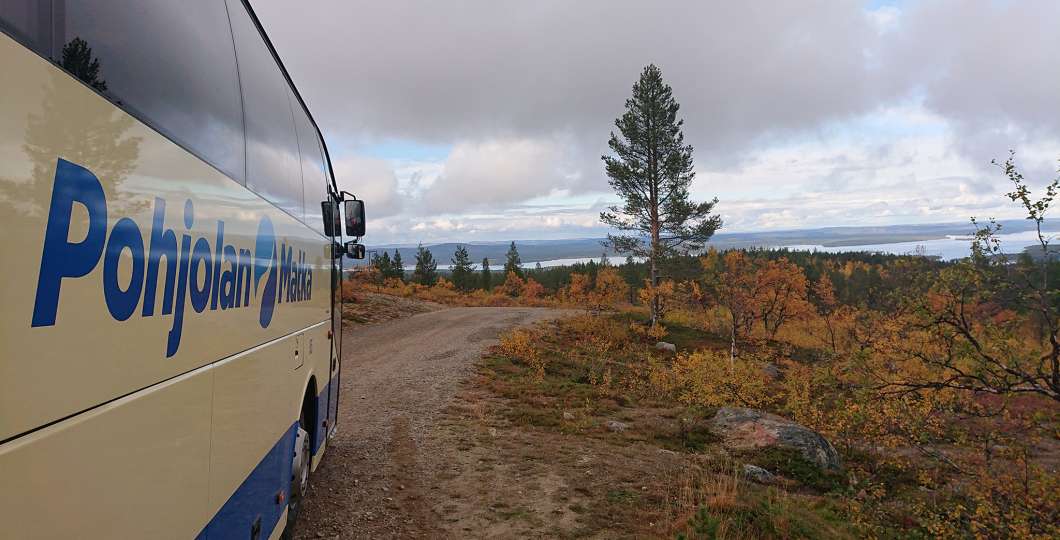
top-left (250, 0), bottom-right (1060, 244)
top-left (255, 1), bottom-right (880, 158)
top-left (418, 137), bottom-right (577, 214)
top-left (331, 155), bottom-right (403, 218)
top-left (876, 0), bottom-right (1060, 178)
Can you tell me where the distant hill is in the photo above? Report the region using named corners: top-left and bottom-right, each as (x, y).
top-left (354, 239), bottom-right (619, 267)
top-left (348, 218), bottom-right (1060, 265)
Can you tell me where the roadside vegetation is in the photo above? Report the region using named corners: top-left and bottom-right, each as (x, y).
top-left (345, 162), bottom-right (1059, 537)
top-left (475, 234), bottom-right (1059, 538)
top-left (342, 64), bottom-right (1058, 538)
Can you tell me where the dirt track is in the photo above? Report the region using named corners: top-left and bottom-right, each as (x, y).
top-left (294, 306), bottom-right (571, 539)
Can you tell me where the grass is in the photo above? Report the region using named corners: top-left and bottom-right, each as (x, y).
top-left (678, 490), bottom-right (855, 540)
top-left (473, 314), bottom-right (935, 538)
top-left (742, 447), bottom-right (845, 493)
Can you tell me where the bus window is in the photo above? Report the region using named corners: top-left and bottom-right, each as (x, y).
top-left (292, 96), bottom-right (328, 236)
top-left (54, 0), bottom-right (246, 184)
top-left (0, 0), bottom-right (50, 55)
top-left (228, 0), bottom-right (305, 221)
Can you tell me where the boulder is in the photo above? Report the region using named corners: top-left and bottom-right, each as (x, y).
top-left (654, 341), bottom-right (677, 353)
top-left (709, 407), bottom-right (841, 471)
top-left (742, 464), bottom-right (777, 484)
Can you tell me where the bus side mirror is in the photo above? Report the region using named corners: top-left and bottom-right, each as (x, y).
top-left (345, 241), bottom-right (365, 260)
top-left (321, 200), bottom-right (341, 237)
top-left (344, 199), bottom-right (365, 238)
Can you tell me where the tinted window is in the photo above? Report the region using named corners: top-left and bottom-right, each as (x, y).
top-left (292, 97), bottom-right (328, 236)
top-left (228, 0), bottom-right (304, 220)
top-left (55, 0), bottom-right (245, 182)
top-left (0, 0), bottom-right (51, 55)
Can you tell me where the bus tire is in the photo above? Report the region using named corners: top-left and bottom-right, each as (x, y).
top-left (282, 408), bottom-right (312, 539)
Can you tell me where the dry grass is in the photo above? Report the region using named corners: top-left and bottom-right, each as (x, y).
top-left (474, 309), bottom-right (1060, 539)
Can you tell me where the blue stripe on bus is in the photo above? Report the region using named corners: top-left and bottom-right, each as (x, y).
top-left (196, 422), bottom-right (297, 540)
top-left (196, 381), bottom-right (334, 539)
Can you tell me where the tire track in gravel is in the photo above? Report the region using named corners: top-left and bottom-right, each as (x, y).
top-left (294, 306), bottom-right (573, 539)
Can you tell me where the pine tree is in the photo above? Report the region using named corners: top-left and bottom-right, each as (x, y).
top-left (504, 241), bottom-right (524, 278)
top-left (61, 38), bottom-right (108, 91)
top-left (481, 257), bottom-right (493, 291)
top-left (450, 245), bottom-right (474, 291)
top-left (392, 250), bottom-right (405, 281)
top-left (411, 245), bottom-right (436, 285)
top-left (600, 64), bottom-right (721, 324)
top-left (375, 251), bottom-right (393, 279)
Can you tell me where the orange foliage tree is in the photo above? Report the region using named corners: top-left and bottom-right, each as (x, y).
top-left (522, 277), bottom-right (546, 299)
top-left (500, 271), bottom-right (526, 297)
top-left (756, 257), bottom-right (812, 339)
top-left (564, 268), bottom-right (630, 313)
top-left (701, 252), bottom-right (812, 359)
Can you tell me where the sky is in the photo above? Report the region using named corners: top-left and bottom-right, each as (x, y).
top-left (253, 0), bottom-right (1060, 245)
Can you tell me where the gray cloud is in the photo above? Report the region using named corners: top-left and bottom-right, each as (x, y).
top-left (255, 1), bottom-right (879, 157)
top-left (252, 0), bottom-right (1060, 243)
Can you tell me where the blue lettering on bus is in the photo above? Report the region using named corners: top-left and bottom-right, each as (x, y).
top-left (31, 158), bottom-right (314, 357)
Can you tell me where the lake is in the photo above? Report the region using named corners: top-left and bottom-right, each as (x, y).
top-left (783, 229), bottom-right (1060, 261)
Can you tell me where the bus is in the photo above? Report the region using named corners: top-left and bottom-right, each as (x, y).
top-left (0, 1), bottom-right (365, 538)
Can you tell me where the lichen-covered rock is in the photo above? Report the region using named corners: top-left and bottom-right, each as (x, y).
top-left (709, 407), bottom-right (841, 471)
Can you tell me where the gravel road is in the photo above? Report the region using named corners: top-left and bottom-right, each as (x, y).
top-left (294, 306), bottom-right (571, 539)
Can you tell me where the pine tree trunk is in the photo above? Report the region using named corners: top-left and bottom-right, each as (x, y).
top-left (650, 253), bottom-right (659, 325)
top-left (648, 100), bottom-right (661, 327)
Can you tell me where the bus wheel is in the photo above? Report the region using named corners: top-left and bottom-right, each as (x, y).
top-left (283, 410), bottom-right (312, 539)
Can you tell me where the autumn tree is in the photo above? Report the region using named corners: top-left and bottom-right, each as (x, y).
top-left (504, 242), bottom-right (524, 278)
top-left (522, 278), bottom-right (546, 299)
top-left (600, 64), bottom-right (721, 325)
top-left (707, 251), bottom-right (760, 360)
top-left (810, 273), bottom-right (843, 353)
top-left (756, 257), bottom-right (811, 339)
top-left (591, 267), bottom-right (629, 311)
top-left (412, 244), bottom-right (438, 286)
top-left (500, 271), bottom-right (525, 297)
top-left (886, 153), bottom-right (1060, 402)
top-left (450, 245), bottom-right (474, 291)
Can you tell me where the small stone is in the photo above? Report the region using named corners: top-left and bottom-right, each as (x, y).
top-left (606, 420), bottom-right (628, 432)
top-left (488, 427), bottom-right (498, 437)
top-left (563, 411), bottom-right (575, 420)
top-left (654, 341), bottom-right (677, 353)
top-left (742, 464), bottom-right (777, 484)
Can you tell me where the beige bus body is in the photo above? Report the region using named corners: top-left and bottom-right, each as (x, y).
top-left (0, 21), bottom-right (338, 539)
